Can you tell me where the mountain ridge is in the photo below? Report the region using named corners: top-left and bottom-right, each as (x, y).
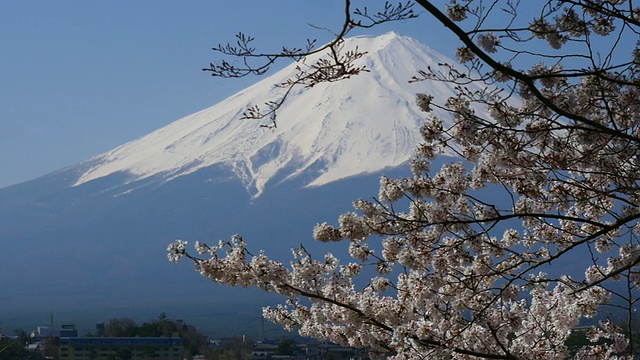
top-left (71, 32), bottom-right (462, 197)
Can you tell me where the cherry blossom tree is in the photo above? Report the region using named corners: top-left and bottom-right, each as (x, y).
top-left (169, 1), bottom-right (640, 358)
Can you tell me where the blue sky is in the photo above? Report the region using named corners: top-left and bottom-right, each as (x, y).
top-left (0, 1), bottom-right (455, 188)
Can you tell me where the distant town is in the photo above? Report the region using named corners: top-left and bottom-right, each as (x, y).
top-left (0, 314), bottom-right (371, 360)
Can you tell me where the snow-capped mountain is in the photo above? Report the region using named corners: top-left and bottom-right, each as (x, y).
top-left (73, 32), bottom-right (460, 197)
top-left (0, 32), bottom-right (473, 332)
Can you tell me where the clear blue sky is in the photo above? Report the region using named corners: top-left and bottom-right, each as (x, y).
top-left (0, 1), bottom-right (454, 188)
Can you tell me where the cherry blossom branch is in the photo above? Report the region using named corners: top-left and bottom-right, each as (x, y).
top-left (203, 1), bottom-right (417, 128)
top-left (413, 0), bottom-right (640, 144)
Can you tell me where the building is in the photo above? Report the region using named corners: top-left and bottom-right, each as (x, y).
top-left (60, 324), bottom-right (78, 338)
top-left (59, 336), bottom-right (184, 360)
top-left (31, 326), bottom-right (58, 340)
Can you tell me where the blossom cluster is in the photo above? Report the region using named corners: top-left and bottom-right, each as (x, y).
top-left (169, 1), bottom-right (640, 358)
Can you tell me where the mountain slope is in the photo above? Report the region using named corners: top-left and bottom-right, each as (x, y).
top-left (0, 32), bottom-right (479, 333)
top-left (72, 32), bottom-right (462, 197)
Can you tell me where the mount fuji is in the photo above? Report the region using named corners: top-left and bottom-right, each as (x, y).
top-left (0, 32), bottom-right (469, 332)
top-left (73, 32), bottom-right (459, 198)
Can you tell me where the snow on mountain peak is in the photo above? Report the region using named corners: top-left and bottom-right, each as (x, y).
top-left (73, 32), bottom-right (461, 197)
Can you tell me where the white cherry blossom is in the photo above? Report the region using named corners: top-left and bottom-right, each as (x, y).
top-left (171, 1), bottom-right (640, 358)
